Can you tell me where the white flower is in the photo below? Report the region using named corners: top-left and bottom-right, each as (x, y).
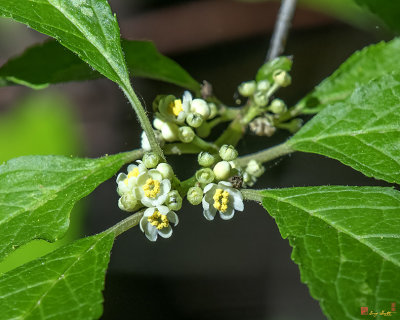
top-left (137, 169), bottom-right (171, 207)
top-left (140, 206), bottom-right (179, 241)
top-left (116, 161), bottom-right (147, 196)
top-left (202, 181), bottom-right (244, 220)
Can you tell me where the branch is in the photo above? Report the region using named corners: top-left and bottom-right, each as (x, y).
top-left (266, 0), bottom-right (297, 61)
top-left (236, 142), bottom-right (294, 166)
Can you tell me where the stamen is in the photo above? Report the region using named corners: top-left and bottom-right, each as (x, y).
top-left (169, 99), bottom-right (183, 116)
top-left (148, 210), bottom-right (169, 230)
top-left (143, 178), bottom-right (161, 198)
top-left (213, 188), bottom-right (230, 212)
top-left (124, 167), bottom-right (140, 185)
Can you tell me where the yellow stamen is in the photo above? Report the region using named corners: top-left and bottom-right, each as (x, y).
top-left (213, 188), bottom-right (230, 212)
top-left (148, 210), bottom-right (169, 230)
top-left (168, 99), bottom-right (183, 116)
top-left (143, 178), bottom-right (161, 198)
top-left (124, 167), bottom-right (140, 185)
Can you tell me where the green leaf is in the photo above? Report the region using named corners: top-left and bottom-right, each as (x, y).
top-left (0, 231), bottom-right (114, 320)
top-left (355, 0), bottom-right (400, 34)
top-left (0, 0), bottom-right (130, 88)
top-left (0, 150), bottom-right (141, 262)
top-left (0, 39), bottom-right (200, 92)
top-left (259, 186), bottom-right (400, 320)
top-left (299, 38), bottom-right (400, 113)
top-left (256, 56), bottom-right (292, 82)
top-left (288, 74), bottom-right (400, 184)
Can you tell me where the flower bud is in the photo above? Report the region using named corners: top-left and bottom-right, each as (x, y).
top-left (286, 118), bottom-right (303, 133)
top-left (186, 112), bottom-right (204, 128)
top-left (118, 194), bottom-right (138, 212)
top-left (187, 186), bottom-right (203, 205)
top-left (142, 152), bottom-right (159, 169)
top-left (269, 98), bottom-right (287, 114)
top-left (196, 168), bottom-right (215, 184)
top-left (198, 151), bottom-right (216, 167)
top-left (161, 122), bottom-right (179, 142)
top-left (219, 144), bottom-right (238, 161)
top-left (208, 102), bottom-right (218, 119)
top-left (191, 99), bottom-right (210, 119)
top-left (273, 70), bottom-right (291, 87)
top-left (178, 126), bottom-right (195, 143)
top-left (246, 160), bottom-right (265, 178)
top-left (257, 80), bottom-right (271, 92)
top-left (153, 117), bottom-right (165, 131)
top-left (253, 91), bottom-right (268, 107)
top-left (165, 190), bottom-right (183, 211)
top-left (156, 163), bottom-right (174, 179)
top-left (213, 161), bottom-right (232, 180)
top-left (238, 80), bottom-right (256, 97)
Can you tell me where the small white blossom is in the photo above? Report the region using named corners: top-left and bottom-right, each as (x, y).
top-left (202, 181), bottom-right (244, 221)
top-left (140, 206), bottom-right (179, 241)
top-left (137, 169), bottom-right (171, 207)
top-left (116, 161), bottom-right (147, 196)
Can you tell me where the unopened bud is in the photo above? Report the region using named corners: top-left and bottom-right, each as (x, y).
top-left (198, 151), bottom-right (216, 167)
top-left (213, 161), bottom-right (232, 180)
top-left (118, 194), bottom-right (138, 212)
top-left (273, 70), bottom-right (291, 87)
top-left (196, 168), bottom-right (215, 184)
top-left (156, 163), bottom-right (174, 179)
top-left (187, 186), bottom-right (203, 205)
top-left (254, 91), bottom-right (268, 107)
top-left (142, 152), bottom-right (159, 168)
top-left (269, 99), bottom-right (287, 114)
top-left (219, 144), bottom-right (238, 161)
top-left (208, 102), bottom-right (218, 119)
top-left (186, 112), bottom-right (204, 128)
top-left (161, 122), bottom-right (179, 142)
top-left (238, 80), bottom-right (256, 97)
top-left (246, 160), bottom-right (265, 178)
top-left (191, 99), bottom-right (211, 119)
top-left (153, 117), bottom-right (165, 130)
top-left (257, 80), bottom-right (271, 92)
top-left (165, 190), bottom-right (182, 211)
top-left (178, 126), bottom-right (195, 143)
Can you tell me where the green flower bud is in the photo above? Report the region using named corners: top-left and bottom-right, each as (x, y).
top-left (269, 98), bottom-right (287, 114)
top-left (196, 168), bottom-right (215, 184)
top-left (219, 144), bottom-right (238, 161)
top-left (208, 102), bottom-right (218, 119)
top-left (165, 190), bottom-right (183, 211)
top-left (213, 160), bottom-right (231, 180)
top-left (178, 126), bottom-right (195, 143)
top-left (198, 151), bottom-right (216, 167)
top-left (142, 152), bottom-right (160, 168)
top-left (161, 122), bottom-right (180, 142)
top-left (156, 163), bottom-right (174, 179)
top-left (191, 99), bottom-right (210, 119)
top-left (246, 159), bottom-right (265, 178)
top-left (196, 122), bottom-right (211, 138)
top-left (186, 112), bottom-right (204, 128)
top-left (257, 80), bottom-right (271, 92)
top-left (273, 70), bottom-right (292, 87)
top-left (238, 80), bottom-right (256, 97)
top-left (118, 194), bottom-right (138, 212)
top-left (286, 118), bottom-right (303, 133)
top-left (253, 91), bottom-right (268, 107)
top-left (187, 186), bottom-right (203, 205)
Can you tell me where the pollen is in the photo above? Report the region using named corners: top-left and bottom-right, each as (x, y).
top-left (124, 167), bottom-right (140, 185)
top-left (143, 178), bottom-right (161, 198)
top-left (213, 188), bottom-right (229, 212)
top-left (169, 99), bottom-right (183, 116)
top-left (148, 210), bottom-right (169, 230)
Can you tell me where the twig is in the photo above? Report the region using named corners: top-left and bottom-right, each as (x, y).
top-left (266, 0), bottom-right (297, 61)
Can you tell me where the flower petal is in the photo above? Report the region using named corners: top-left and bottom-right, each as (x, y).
top-left (161, 179), bottom-right (171, 194)
top-left (203, 183), bottom-right (216, 194)
top-left (231, 191), bottom-right (244, 211)
top-left (158, 225), bottom-right (173, 238)
top-left (139, 216), bottom-right (148, 232)
top-left (203, 207), bottom-right (217, 221)
top-left (220, 207), bottom-right (235, 220)
top-left (167, 211), bottom-right (179, 226)
top-left (148, 170), bottom-right (163, 181)
top-left (141, 197), bottom-right (154, 207)
top-left (144, 207), bottom-right (155, 217)
top-left (145, 223), bottom-right (158, 241)
top-left (202, 196), bottom-right (210, 210)
top-left (219, 181), bottom-right (233, 188)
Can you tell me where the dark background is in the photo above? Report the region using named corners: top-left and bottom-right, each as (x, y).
top-left (0, 1), bottom-right (392, 319)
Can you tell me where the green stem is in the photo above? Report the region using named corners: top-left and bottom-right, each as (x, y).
top-left (107, 209), bottom-right (145, 237)
top-left (214, 118), bottom-right (244, 147)
top-left (179, 175), bottom-right (197, 196)
top-left (121, 84), bottom-right (165, 161)
top-left (192, 136), bottom-right (219, 152)
top-left (163, 143), bottom-right (203, 155)
top-left (121, 149), bottom-right (144, 163)
top-left (236, 142), bottom-right (294, 166)
top-left (241, 189), bottom-right (263, 202)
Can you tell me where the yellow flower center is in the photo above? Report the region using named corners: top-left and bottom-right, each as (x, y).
top-left (213, 188), bottom-right (230, 212)
top-left (124, 167), bottom-right (140, 185)
top-left (143, 178), bottom-right (161, 198)
top-left (148, 210), bottom-right (169, 230)
top-left (168, 99), bottom-right (183, 116)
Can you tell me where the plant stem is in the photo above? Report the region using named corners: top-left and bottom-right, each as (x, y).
top-left (236, 142), bottom-right (294, 166)
top-left (122, 149), bottom-right (144, 163)
top-left (266, 0), bottom-right (297, 61)
top-left (241, 189), bottom-right (263, 202)
top-left (121, 84), bottom-right (165, 161)
top-left (107, 209), bottom-right (145, 237)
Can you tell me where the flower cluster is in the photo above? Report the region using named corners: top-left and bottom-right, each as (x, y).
top-left (116, 152), bottom-right (181, 241)
top-left (141, 91), bottom-right (218, 151)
